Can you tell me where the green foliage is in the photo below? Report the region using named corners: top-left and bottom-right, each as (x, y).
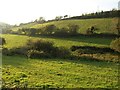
top-left (17, 24), bottom-right (79, 36)
top-left (110, 38), bottom-right (120, 52)
top-left (18, 28), bottom-right (40, 36)
top-left (11, 18), bottom-right (119, 35)
top-left (70, 10), bottom-right (119, 19)
top-left (54, 27), bottom-right (69, 36)
top-left (27, 50), bottom-right (50, 58)
top-left (43, 24), bottom-right (57, 35)
top-left (70, 45), bottom-right (119, 62)
top-left (2, 47), bottom-right (27, 56)
top-left (52, 47), bottom-right (71, 58)
top-left (37, 17), bottom-right (46, 23)
top-left (68, 24), bottom-right (79, 35)
top-left (26, 39), bottom-right (70, 58)
top-left (86, 26), bottom-right (99, 35)
top-left (116, 18), bottom-right (120, 35)
top-left (40, 24), bottom-right (79, 36)
top-left (26, 39), bottom-right (54, 52)
top-left (0, 37), bottom-right (6, 45)
top-left (55, 16), bottom-right (63, 21)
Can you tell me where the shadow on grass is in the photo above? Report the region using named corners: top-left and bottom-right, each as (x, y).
top-left (2, 55), bottom-right (30, 67)
top-left (2, 55), bottom-right (118, 69)
top-left (30, 34), bottom-right (116, 46)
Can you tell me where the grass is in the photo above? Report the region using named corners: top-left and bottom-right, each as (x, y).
top-left (2, 34), bottom-right (115, 49)
top-left (2, 55), bottom-right (119, 88)
top-left (1, 16), bottom-right (119, 88)
top-left (1, 34), bottom-right (119, 88)
top-left (12, 18), bottom-right (118, 34)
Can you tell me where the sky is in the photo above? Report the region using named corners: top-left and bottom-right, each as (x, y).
top-left (0, 0), bottom-right (119, 25)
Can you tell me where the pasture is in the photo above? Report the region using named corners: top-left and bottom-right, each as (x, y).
top-left (2, 34), bottom-right (119, 88)
top-left (12, 18), bottom-right (118, 34)
top-left (2, 55), bottom-right (119, 88)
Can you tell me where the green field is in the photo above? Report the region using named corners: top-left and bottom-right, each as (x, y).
top-left (2, 55), bottom-right (119, 88)
top-left (2, 34), bottom-right (114, 49)
top-left (12, 18), bottom-right (118, 34)
top-left (1, 17), bottom-right (119, 88)
top-left (2, 34), bottom-right (119, 88)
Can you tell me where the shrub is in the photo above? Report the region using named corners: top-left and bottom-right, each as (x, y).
top-left (52, 47), bottom-right (71, 58)
top-left (43, 24), bottom-right (57, 35)
top-left (68, 24), bottom-right (79, 35)
top-left (26, 39), bottom-right (71, 58)
top-left (70, 45), bottom-right (115, 54)
top-left (86, 26), bottom-right (99, 35)
top-left (110, 38), bottom-right (120, 52)
top-left (3, 39), bottom-right (71, 59)
top-left (2, 46), bottom-right (28, 56)
top-left (54, 24), bottom-right (79, 36)
top-left (27, 50), bottom-right (51, 58)
top-left (26, 39), bottom-right (54, 53)
top-left (0, 37), bottom-right (6, 45)
top-left (54, 28), bottom-right (69, 36)
top-left (2, 48), bottom-right (9, 55)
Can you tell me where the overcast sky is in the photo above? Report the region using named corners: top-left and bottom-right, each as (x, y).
top-left (0, 0), bottom-right (119, 25)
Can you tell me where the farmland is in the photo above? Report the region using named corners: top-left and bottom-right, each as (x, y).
top-left (2, 55), bottom-right (119, 88)
top-left (12, 18), bottom-right (118, 34)
top-left (1, 17), bottom-right (120, 88)
top-left (2, 33), bottom-right (119, 88)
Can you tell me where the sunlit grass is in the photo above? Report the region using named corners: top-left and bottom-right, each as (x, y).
top-left (2, 55), bottom-right (119, 88)
top-left (2, 34), bottom-right (114, 49)
top-left (2, 34), bottom-right (118, 88)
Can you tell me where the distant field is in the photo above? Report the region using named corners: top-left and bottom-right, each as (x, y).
top-left (2, 55), bottom-right (119, 88)
top-left (2, 34), bottom-right (115, 49)
top-left (12, 18), bottom-right (118, 34)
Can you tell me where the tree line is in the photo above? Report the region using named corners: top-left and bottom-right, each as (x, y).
top-left (68, 9), bottom-right (120, 20)
top-left (14, 24), bottom-right (80, 37)
top-left (13, 9), bottom-right (120, 27)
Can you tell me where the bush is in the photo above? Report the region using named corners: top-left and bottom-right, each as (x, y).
top-left (2, 48), bottom-right (9, 55)
top-left (54, 24), bottom-right (79, 36)
top-left (110, 38), bottom-right (120, 52)
top-left (3, 39), bottom-right (71, 59)
top-left (54, 28), bottom-right (69, 36)
top-left (26, 39), bottom-right (71, 58)
top-left (86, 26), bottom-right (99, 35)
top-left (70, 45), bottom-right (115, 54)
top-left (42, 24), bottom-right (57, 35)
top-left (26, 39), bottom-right (54, 53)
top-left (27, 50), bottom-right (51, 58)
top-left (68, 24), bottom-right (79, 35)
top-left (2, 47), bottom-right (27, 56)
top-left (58, 47), bottom-right (71, 58)
top-left (52, 47), bottom-right (71, 58)
top-left (0, 37), bottom-right (6, 45)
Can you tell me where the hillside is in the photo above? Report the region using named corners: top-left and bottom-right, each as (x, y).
top-left (0, 22), bottom-right (12, 33)
top-left (2, 34), bottom-right (119, 88)
top-left (12, 18), bottom-right (118, 34)
top-left (1, 17), bottom-right (119, 88)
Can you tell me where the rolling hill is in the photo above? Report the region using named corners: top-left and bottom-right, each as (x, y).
top-left (1, 17), bottom-right (119, 88)
top-left (12, 18), bottom-right (118, 34)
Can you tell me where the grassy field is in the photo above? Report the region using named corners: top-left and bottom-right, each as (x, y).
top-left (2, 55), bottom-right (119, 88)
top-left (12, 18), bottom-right (118, 34)
top-left (2, 34), bottom-right (114, 49)
top-left (1, 34), bottom-right (119, 88)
